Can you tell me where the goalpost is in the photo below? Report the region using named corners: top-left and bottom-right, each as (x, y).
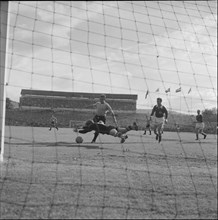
top-left (0, 1), bottom-right (9, 162)
top-left (0, 1), bottom-right (217, 219)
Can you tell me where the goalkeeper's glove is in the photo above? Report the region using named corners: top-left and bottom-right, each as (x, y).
top-left (127, 125), bottom-right (132, 131)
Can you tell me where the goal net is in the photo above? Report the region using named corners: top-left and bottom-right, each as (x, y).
top-left (0, 1), bottom-right (217, 219)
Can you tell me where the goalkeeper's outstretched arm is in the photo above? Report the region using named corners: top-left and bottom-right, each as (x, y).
top-left (78, 126), bottom-right (92, 134)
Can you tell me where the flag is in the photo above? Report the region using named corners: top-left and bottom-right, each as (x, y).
top-left (175, 87), bottom-right (181, 93)
top-left (188, 88), bottom-right (191, 94)
top-left (165, 88), bottom-right (170, 93)
top-left (145, 90), bottom-right (149, 99)
top-left (155, 88), bottom-right (159, 92)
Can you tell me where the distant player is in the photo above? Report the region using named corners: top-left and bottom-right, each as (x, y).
top-left (78, 120), bottom-right (138, 143)
top-left (150, 97), bottom-right (168, 142)
top-left (49, 114), bottom-right (58, 131)
top-left (195, 109), bottom-right (207, 140)
top-left (176, 123), bottom-right (180, 132)
top-left (143, 115), bottom-right (151, 135)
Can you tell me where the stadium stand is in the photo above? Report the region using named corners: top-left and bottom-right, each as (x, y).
top-left (19, 89), bottom-right (138, 112)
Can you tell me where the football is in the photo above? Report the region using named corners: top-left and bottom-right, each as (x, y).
top-left (76, 136), bottom-right (83, 143)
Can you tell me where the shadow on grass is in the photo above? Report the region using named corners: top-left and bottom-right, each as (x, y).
top-left (4, 141), bottom-right (100, 149)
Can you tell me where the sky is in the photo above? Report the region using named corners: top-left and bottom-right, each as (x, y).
top-left (4, 1), bottom-right (217, 114)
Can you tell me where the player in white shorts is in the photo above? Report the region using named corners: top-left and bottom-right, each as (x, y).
top-left (149, 97), bottom-right (168, 143)
top-left (195, 109), bottom-right (207, 140)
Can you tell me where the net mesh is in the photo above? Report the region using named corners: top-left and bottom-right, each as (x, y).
top-left (0, 1), bottom-right (217, 219)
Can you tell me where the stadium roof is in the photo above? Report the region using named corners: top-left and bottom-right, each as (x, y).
top-left (21, 89), bottom-right (138, 100)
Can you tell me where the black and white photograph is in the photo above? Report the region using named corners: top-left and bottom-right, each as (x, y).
top-left (0, 1), bottom-right (217, 219)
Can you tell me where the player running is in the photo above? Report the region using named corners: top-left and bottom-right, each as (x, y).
top-left (77, 120), bottom-right (138, 143)
top-left (195, 109), bottom-right (207, 140)
top-left (143, 115), bottom-right (152, 135)
top-left (150, 97), bottom-right (168, 143)
top-left (85, 94), bottom-right (118, 126)
top-left (49, 114), bottom-right (58, 131)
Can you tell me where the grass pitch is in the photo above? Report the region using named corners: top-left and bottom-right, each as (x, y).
top-left (0, 126), bottom-right (217, 219)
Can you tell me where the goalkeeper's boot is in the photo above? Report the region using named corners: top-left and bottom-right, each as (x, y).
top-left (155, 134), bottom-right (159, 140)
top-left (203, 134), bottom-right (207, 139)
top-left (143, 130), bottom-right (146, 135)
top-left (149, 130), bottom-right (152, 135)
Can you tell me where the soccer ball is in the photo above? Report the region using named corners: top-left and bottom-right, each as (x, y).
top-left (76, 136), bottom-right (83, 143)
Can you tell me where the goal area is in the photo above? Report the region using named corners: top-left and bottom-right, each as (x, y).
top-left (0, 1), bottom-right (217, 219)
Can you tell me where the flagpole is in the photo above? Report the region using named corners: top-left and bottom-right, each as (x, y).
top-left (188, 88), bottom-right (192, 114)
top-left (191, 91), bottom-right (192, 114)
top-left (176, 87), bottom-right (182, 113)
top-left (170, 90), bottom-right (171, 111)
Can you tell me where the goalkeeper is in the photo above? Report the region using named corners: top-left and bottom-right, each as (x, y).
top-left (77, 120), bottom-right (138, 143)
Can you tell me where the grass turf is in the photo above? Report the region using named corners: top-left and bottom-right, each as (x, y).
top-left (0, 126), bottom-right (217, 219)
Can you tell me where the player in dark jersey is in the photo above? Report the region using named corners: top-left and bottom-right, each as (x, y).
top-left (150, 97), bottom-right (168, 142)
top-left (195, 109), bottom-right (207, 140)
top-left (78, 120), bottom-right (138, 143)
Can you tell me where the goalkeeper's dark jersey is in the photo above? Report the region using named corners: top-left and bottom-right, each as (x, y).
top-left (151, 105), bottom-right (168, 119)
top-left (79, 123), bottom-right (115, 135)
top-left (79, 123), bottom-right (116, 143)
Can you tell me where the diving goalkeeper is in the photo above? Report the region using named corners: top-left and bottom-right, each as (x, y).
top-left (77, 120), bottom-right (138, 143)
